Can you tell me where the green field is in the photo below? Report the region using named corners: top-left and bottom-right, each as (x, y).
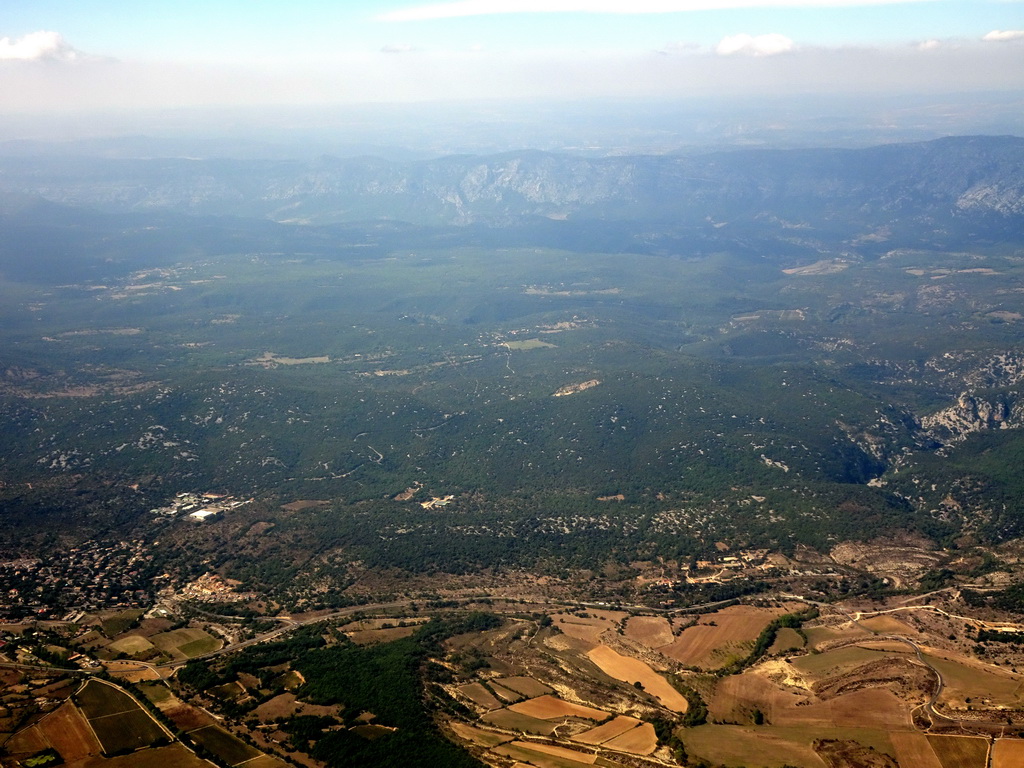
top-left (90, 709), bottom-right (168, 755)
top-left (150, 628), bottom-right (222, 659)
top-left (136, 682), bottom-right (173, 705)
top-left (187, 725), bottom-right (262, 766)
top-left (75, 681), bottom-right (138, 719)
top-left (102, 610), bottom-right (146, 638)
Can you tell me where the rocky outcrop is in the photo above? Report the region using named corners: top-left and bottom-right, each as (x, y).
top-left (920, 393), bottom-right (1024, 445)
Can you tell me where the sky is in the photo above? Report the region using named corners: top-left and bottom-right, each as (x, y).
top-left (0, 1), bottom-right (1022, 131)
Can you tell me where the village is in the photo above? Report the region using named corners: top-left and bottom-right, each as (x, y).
top-left (150, 491), bottom-right (252, 522)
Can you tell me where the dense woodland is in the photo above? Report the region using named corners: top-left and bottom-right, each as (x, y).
top-left (1, 138), bottom-right (1024, 596)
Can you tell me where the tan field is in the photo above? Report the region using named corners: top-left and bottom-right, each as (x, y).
top-left (602, 722), bottom-right (657, 755)
top-left (497, 677), bottom-right (554, 698)
top-left (493, 741), bottom-right (596, 768)
top-left (458, 682), bottom-right (503, 710)
top-left (712, 671), bottom-right (830, 727)
top-left (449, 721), bottom-right (513, 747)
top-left (39, 701), bottom-right (103, 761)
top-left (683, 724), bottom-right (829, 767)
top-left (711, 670), bottom-right (911, 731)
top-left (104, 660), bottom-right (162, 682)
top-left (661, 605), bottom-right (783, 669)
top-left (586, 645), bottom-right (689, 712)
top-left (4, 721), bottom-right (49, 755)
top-left (992, 738), bottom-right (1024, 768)
top-left (509, 741), bottom-right (597, 763)
top-left (509, 695), bottom-right (610, 722)
top-left (926, 734), bottom-right (989, 768)
top-left (571, 715), bottom-right (642, 745)
top-left (890, 731), bottom-right (944, 768)
top-left (803, 624), bottom-right (873, 650)
top-left (922, 653), bottom-right (1024, 711)
top-left (790, 645), bottom-right (888, 679)
top-left (830, 689), bottom-right (913, 730)
top-left (551, 613), bottom-right (618, 643)
top-left (107, 635), bottom-right (157, 656)
top-left (251, 693), bottom-right (339, 724)
top-left (769, 627), bottom-right (805, 654)
top-left (857, 615), bottom-right (917, 635)
top-left (623, 616), bottom-right (674, 648)
top-left (490, 682), bottom-right (523, 703)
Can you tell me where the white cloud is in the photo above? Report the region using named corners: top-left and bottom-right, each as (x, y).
top-left (381, 43), bottom-right (419, 53)
top-left (917, 39), bottom-right (942, 50)
top-left (982, 30), bottom-right (1024, 42)
top-left (716, 33), bottom-right (795, 56)
top-left (0, 31), bottom-right (80, 62)
top-left (378, 0), bottom-right (935, 22)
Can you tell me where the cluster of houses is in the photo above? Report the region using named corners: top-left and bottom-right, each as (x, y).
top-left (151, 492), bottom-right (251, 521)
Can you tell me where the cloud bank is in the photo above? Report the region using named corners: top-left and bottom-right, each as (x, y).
top-left (0, 31), bottom-right (81, 62)
top-left (983, 30), bottom-right (1024, 43)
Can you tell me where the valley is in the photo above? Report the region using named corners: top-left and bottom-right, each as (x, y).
top-left (2, 136), bottom-right (1024, 766)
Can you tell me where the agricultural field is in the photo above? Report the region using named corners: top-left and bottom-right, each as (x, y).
top-left (187, 725), bottom-right (262, 766)
top-left (661, 605), bottom-right (790, 669)
top-left (890, 732), bottom-right (944, 768)
top-left (603, 722), bottom-right (657, 755)
top-left (768, 627), bottom-right (805, 654)
top-left (550, 611), bottom-right (626, 643)
top-left (496, 677), bottom-right (554, 698)
top-left (3, 701), bottom-right (101, 763)
top-left (149, 627), bottom-right (222, 660)
top-left (96, 743), bottom-right (219, 768)
top-left (857, 614), bottom-right (917, 635)
top-left (457, 682), bottom-right (503, 710)
top-left (492, 740), bottom-right (601, 768)
top-left (74, 680), bottom-right (169, 755)
top-left (107, 634), bottom-right (157, 658)
top-left (481, 708), bottom-right (560, 735)
top-left (250, 692), bottom-right (341, 724)
top-left (509, 695), bottom-right (611, 722)
top-left (449, 721), bottom-right (514, 748)
top-left (100, 610), bottom-right (146, 638)
top-left (571, 716), bottom-right (643, 745)
top-left (585, 645), bottom-right (689, 712)
top-left (993, 737), bottom-right (1024, 768)
top-left (75, 680), bottom-right (142, 719)
top-left (623, 616), bottom-right (674, 648)
top-left (926, 734), bottom-right (989, 768)
top-left (922, 653), bottom-right (1024, 712)
top-left (90, 709), bottom-right (170, 755)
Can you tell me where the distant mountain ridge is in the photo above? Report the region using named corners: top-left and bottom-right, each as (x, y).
top-left (1, 135), bottom-right (1022, 227)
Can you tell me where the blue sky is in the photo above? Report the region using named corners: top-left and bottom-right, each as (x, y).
top-left (1, 1), bottom-right (1022, 112)
top-left (4, 0), bottom-right (1023, 58)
